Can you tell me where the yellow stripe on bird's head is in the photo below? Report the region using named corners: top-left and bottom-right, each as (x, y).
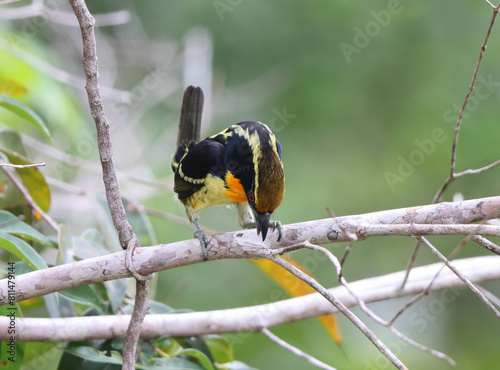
top-left (218, 120), bottom-right (285, 216)
top-left (240, 122), bottom-right (285, 214)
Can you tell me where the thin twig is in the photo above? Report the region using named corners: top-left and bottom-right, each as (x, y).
top-left (127, 201), bottom-right (193, 228)
top-left (1, 166), bottom-right (59, 231)
top-left (454, 159), bottom-right (500, 177)
top-left (398, 240), bottom-right (421, 291)
top-left (22, 135), bottom-right (167, 190)
top-left (264, 252), bottom-right (407, 370)
top-left (433, 3), bottom-right (500, 203)
top-left (419, 236), bottom-right (500, 318)
top-left (0, 39), bottom-right (132, 102)
top-left (261, 328), bottom-right (337, 370)
top-left (476, 285), bottom-right (500, 307)
top-left (485, 1), bottom-right (500, 11)
top-left (339, 242), bottom-right (352, 280)
top-left (392, 234), bottom-right (472, 324)
top-left (45, 8), bottom-right (131, 27)
top-left (397, 233), bottom-right (497, 325)
top-left (122, 278), bottom-right (150, 366)
top-left (295, 242), bottom-right (455, 366)
top-left (0, 0), bottom-right (131, 27)
top-left (472, 235), bottom-right (500, 255)
top-left (0, 162), bottom-right (45, 168)
top-left (0, 0), bottom-right (22, 5)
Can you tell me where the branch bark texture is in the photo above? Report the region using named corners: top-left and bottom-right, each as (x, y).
top-left (1, 196), bottom-right (499, 305)
top-left (1, 255), bottom-right (498, 341)
top-left (68, 1), bottom-right (147, 367)
top-left (69, 0), bottom-right (133, 246)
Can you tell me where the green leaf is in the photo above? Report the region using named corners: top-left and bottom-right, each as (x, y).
top-left (57, 224), bottom-right (73, 265)
top-left (176, 337), bottom-right (214, 363)
top-left (0, 97), bottom-right (52, 143)
top-left (0, 130), bottom-right (28, 157)
top-left (0, 232), bottom-right (47, 270)
top-left (2, 150), bottom-right (51, 213)
top-left (154, 336), bottom-right (178, 355)
top-left (148, 300), bottom-right (173, 314)
top-left (72, 229), bottom-right (116, 260)
top-left (63, 346), bottom-right (123, 365)
top-left (138, 357), bottom-right (204, 369)
top-left (0, 76), bottom-right (28, 97)
top-left (103, 279), bottom-right (126, 313)
top-left (43, 293), bottom-right (67, 319)
top-left (23, 343), bottom-right (59, 369)
top-left (204, 335), bottom-right (234, 364)
top-left (174, 348), bottom-right (215, 370)
top-left (59, 285), bottom-right (104, 311)
top-left (0, 210), bottom-right (53, 247)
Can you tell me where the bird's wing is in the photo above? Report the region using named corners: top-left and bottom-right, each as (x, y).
top-left (174, 139), bottom-right (225, 200)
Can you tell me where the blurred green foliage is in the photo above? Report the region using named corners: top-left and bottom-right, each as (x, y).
top-left (0, 0), bottom-right (499, 369)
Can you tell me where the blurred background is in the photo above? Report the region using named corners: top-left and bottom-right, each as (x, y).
top-left (1, 0), bottom-right (500, 369)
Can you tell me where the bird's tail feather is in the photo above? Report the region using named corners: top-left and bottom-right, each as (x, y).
top-left (177, 85), bottom-right (204, 149)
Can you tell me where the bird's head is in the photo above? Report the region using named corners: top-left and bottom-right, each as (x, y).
top-left (223, 121), bottom-right (285, 241)
top-left (245, 148), bottom-right (285, 241)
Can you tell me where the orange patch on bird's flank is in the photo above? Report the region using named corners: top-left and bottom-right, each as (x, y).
top-left (225, 172), bottom-right (247, 202)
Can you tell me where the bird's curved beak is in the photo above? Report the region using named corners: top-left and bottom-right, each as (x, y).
top-left (255, 212), bottom-right (271, 241)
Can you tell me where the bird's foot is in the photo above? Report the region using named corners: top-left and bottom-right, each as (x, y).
top-left (193, 220), bottom-right (209, 261)
top-left (243, 220), bottom-right (282, 241)
top-left (269, 220), bottom-right (283, 241)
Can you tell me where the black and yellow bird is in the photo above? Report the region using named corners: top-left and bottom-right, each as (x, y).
top-left (171, 86), bottom-right (285, 259)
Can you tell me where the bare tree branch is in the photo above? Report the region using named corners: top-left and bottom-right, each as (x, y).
top-left (264, 252), bottom-right (407, 369)
top-left (68, 1), bottom-right (151, 368)
top-left (1, 195), bottom-right (499, 305)
top-left (22, 135), bottom-right (167, 190)
top-left (433, 3), bottom-right (500, 203)
top-left (0, 0), bottom-right (131, 26)
top-left (298, 242), bottom-right (455, 366)
top-left (0, 162), bottom-right (45, 168)
top-left (1, 255), bottom-right (498, 342)
top-left (400, 2), bottom-right (500, 292)
top-left (0, 39), bottom-right (132, 102)
top-left (418, 236), bottom-right (500, 318)
top-left (261, 328), bottom-right (337, 370)
top-left (69, 0), bottom-right (133, 248)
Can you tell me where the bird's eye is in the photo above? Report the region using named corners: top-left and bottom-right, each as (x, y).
top-left (248, 192), bottom-right (255, 203)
